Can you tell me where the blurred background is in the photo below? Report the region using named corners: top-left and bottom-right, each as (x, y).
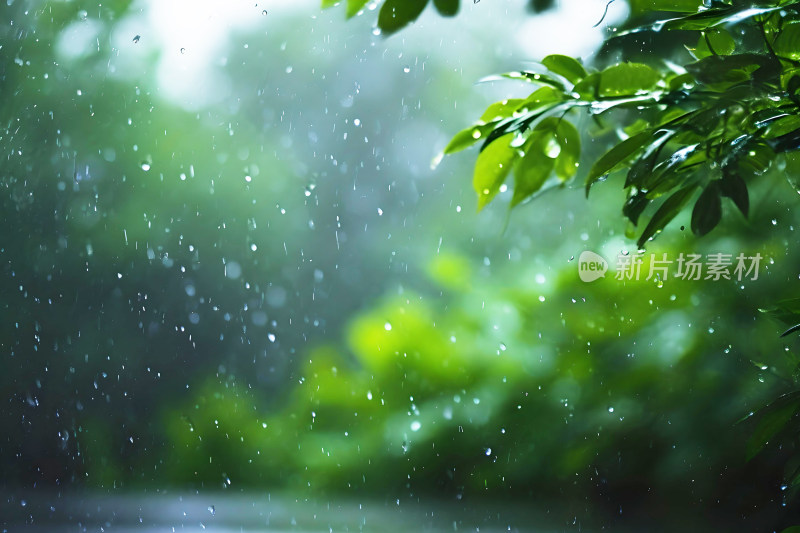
top-left (2, 0), bottom-right (800, 530)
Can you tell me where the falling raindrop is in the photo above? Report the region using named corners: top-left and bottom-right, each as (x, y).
top-left (133, 35), bottom-right (140, 43)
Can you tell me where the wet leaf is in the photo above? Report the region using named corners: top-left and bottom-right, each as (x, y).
top-left (511, 131), bottom-right (555, 206)
top-left (780, 323), bottom-right (800, 338)
top-left (473, 134), bottom-right (518, 210)
top-left (719, 171), bottom-right (749, 218)
top-left (622, 191), bottom-right (651, 226)
top-left (553, 119), bottom-right (580, 180)
top-left (690, 182), bottom-right (722, 236)
top-left (433, 0), bottom-right (459, 16)
top-left (542, 54), bottom-right (587, 84)
top-left (346, 0), bottom-right (370, 17)
top-left (444, 123), bottom-right (494, 154)
top-left (774, 21), bottom-right (800, 61)
top-left (746, 394), bottom-right (800, 461)
top-left (689, 28), bottom-right (735, 59)
top-left (598, 63), bottom-right (661, 97)
top-left (637, 184), bottom-right (698, 248)
top-left (760, 298), bottom-right (800, 325)
top-left (685, 53), bottom-right (781, 85)
top-left (479, 99), bottom-right (525, 122)
top-left (585, 131), bottom-right (655, 195)
top-left (378, 0), bottom-right (428, 35)
top-left (629, 0), bottom-right (703, 13)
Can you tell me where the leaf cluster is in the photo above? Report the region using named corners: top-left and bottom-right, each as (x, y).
top-left (446, 0), bottom-right (800, 247)
top-left (322, 0), bottom-right (460, 35)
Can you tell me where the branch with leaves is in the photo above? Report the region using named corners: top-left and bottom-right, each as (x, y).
top-left (444, 0), bottom-right (800, 248)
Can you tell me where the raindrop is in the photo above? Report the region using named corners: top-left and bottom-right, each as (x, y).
top-left (132, 35), bottom-right (140, 43)
top-left (141, 162), bottom-right (151, 171)
top-left (544, 137), bottom-right (561, 158)
top-left (384, 322), bottom-right (392, 331)
top-left (410, 421), bottom-right (421, 432)
top-left (225, 261), bottom-right (242, 280)
top-left (208, 506), bottom-right (216, 516)
top-left (262, 9), bottom-right (268, 15)
top-left (403, 66), bottom-right (410, 73)
top-left (485, 447), bottom-right (492, 456)
top-left (180, 47), bottom-right (185, 54)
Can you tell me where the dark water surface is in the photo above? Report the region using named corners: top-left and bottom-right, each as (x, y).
top-left (1, 491), bottom-right (569, 532)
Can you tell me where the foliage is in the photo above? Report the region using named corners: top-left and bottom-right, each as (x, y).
top-left (446, 0), bottom-right (800, 248)
top-left (322, 0), bottom-right (458, 35)
top-left (158, 239), bottom-right (796, 527)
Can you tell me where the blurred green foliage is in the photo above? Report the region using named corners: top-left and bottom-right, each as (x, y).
top-left (2, 0), bottom-right (800, 530)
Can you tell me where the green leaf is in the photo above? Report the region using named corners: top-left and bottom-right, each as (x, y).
top-left (378, 0), bottom-right (428, 35)
top-left (598, 63), bottom-right (661, 97)
top-left (321, 0), bottom-right (340, 8)
top-left (432, 0), bottom-right (458, 16)
top-left (690, 182), bottom-right (722, 236)
top-left (637, 185), bottom-right (698, 248)
top-left (780, 324), bottom-right (800, 338)
top-left (629, 0), bottom-right (703, 13)
top-left (774, 22), bottom-right (800, 61)
top-left (586, 131), bottom-right (654, 195)
top-left (473, 134), bottom-right (518, 211)
top-left (517, 86), bottom-right (565, 111)
top-left (623, 191), bottom-right (651, 226)
top-left (689, 29), bottom-right (735, 59)
top-left (444, 124), bottom-right (493, 154)
top-left (346, 0), bottom-right (370, 17)
top-left (779, 527), bottom-right (800, 533)
top-left (719, 171), bottom-right (749, 218)
top-left (760, 298), bottom-right (800, 325)
top-left (618, 6), bottom-right (783, 37)
top-left (746, 394), bottom-right (800, 461)
top-left (553, 120), bottom-right (580, 180)
top-left (490, 71), bottom-right (567, 92)
top-left (479, 99), bottom-right (525, 123)
top-left (572, 72), bottom-right (600, 100)
top-left (624, 132), bottom-right (673, 189)
top-left (764, 115), bottom-right (800, 139)
top-left (685, 53), bottom-right (781, 85)
top-left (737, 143), bottom-right (775, 175)
top-left (511, 131), bottom-right (555, 207)
top-left (542, 54), bottom-right (587, 84)
top-left (643, 144), bottom-right (704, 194)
